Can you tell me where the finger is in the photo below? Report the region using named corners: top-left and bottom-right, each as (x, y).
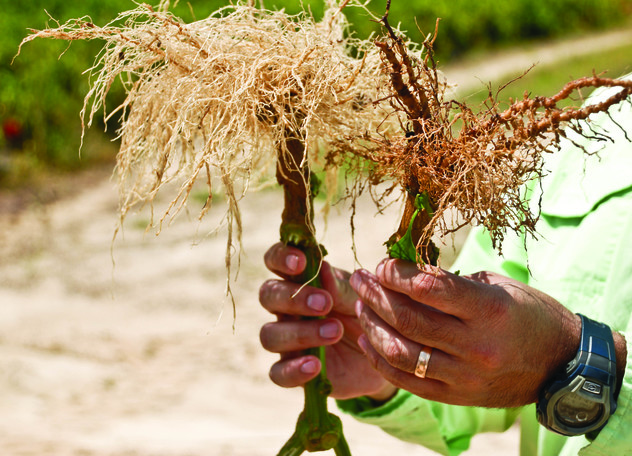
top-left (359, 331), bottom-right (496, 407)
top-left (269, 355), bottom-right (321, 388)
top-left (319, 262), bottom-right (357, 315)
top-left (350, 269), bottom-right (463, 352)
top-left (336, 313), bottom-right (365, 343)
top-left (260, 279), bottom-right (333, 317)
top-left (260, 318), bottom-right (343, 353)
top-left (355, 300), bottom-right (419, 373)
top-left (357, 334), bottom-right (452, 403)
top-left (264, 242), bottom-right (307, 277)
top-left (356, 301), bottom-right (454, 383)
top-left (374, 259), bottom-right (494, 319)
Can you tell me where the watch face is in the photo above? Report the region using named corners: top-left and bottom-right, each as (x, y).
top-left (555, 393), bottom-right (604, 428)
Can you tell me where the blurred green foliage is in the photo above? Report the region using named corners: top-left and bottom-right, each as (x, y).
top-left (0, 0), bottom-right (229, 186)
top-left (381, 0), bottom-right (632, 59)
top-left (1, 0), bottom-right (631, 186)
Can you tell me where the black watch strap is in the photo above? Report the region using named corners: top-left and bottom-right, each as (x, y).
top-left (578, 314), bottom-right (616, 367)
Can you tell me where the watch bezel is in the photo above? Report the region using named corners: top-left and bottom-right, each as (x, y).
top-left (536, 314), bottom-right (617, 437)
top-left (538, 374), bottom-right (613, 436)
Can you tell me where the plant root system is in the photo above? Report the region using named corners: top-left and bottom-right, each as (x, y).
top-left (327, 4), bottom-right (632, 262)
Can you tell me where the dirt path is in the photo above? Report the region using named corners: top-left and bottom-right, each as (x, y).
top-left (5, 24), bottom-right (632, 456)
top-left (444, 26), bottom-right (632, 94)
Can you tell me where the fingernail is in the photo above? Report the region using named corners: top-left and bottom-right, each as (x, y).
top-left (300, 359), bottom-right (319, 374)
top-left (355, 299), bottom-right (364, 317)
top-left (286, 254), bottom-right (299, 272)
top-left (376, 261), bottom-right (385, 277)
top-left (319, 321), bottom-right (340, 339)
top-left (307, 293), bottom-right (327, 312)
top-left (357, 334), bottom-right (368, 354)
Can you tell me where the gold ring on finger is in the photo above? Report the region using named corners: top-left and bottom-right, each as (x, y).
top-left (414, 345), bottom-right (433, 379)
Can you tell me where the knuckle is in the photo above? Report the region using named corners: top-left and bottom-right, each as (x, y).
top-left (382, 337), bottom-right (411, 368)
top-left (259, 279), bottom-right (280, 304)
top-left (263, 244), bottom-right (281, 269)
top-left (268, 368), bottom-right (281, 386)
top-left (269, 361), bottom-right (295, 388)
top-left (395, 307), bottom-right (455, 347)
top-left (395, 306), bottom-right (424, 338)
top-left (259, 322), bottom-right (276, 351)
top-left (422, 317), bottom-right (459, 346)
top-left (409, 272), bottom-right (436, 302)
top-left (409, 269), bottom-right (461, 308)
top-left (260, 321), bottom-right (323, 353)
top-left (471, 343), bottom-right (503, 371)
top-left (358, 280), bottom-right (380, 304)
top-left (354, 272), bottom-right (386, 306)
top-left (259, 280), bottom-right (304, 314)
top-left (483, 291), bottom-right (509, 319)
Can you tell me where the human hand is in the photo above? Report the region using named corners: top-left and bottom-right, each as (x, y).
top-left (259, 243), bottom-right (396, 400)
top-left (351, 259), bottom-right (583, 408)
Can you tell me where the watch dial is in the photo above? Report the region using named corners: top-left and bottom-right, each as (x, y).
top-left (555, 393), bottom-right (603, 427)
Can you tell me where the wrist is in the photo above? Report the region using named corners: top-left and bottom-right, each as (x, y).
top-left (549, 313), bottom-right (582, 379)
top-left (613, 331), bottom-right (627, 397)
top-left (366, 383), bottom-right (398, 405)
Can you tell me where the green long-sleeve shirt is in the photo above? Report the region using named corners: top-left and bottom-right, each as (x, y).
top-left (338, 76), bottom-right (632, 455)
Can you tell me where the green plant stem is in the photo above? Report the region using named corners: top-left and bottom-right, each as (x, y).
top-left (275, 132), bottom-right (351, 455)
top-left (386, 192), bottom-right (439, 265)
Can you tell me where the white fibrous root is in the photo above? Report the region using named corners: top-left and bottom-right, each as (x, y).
top-left (19, 2), bottom-right (398, 243)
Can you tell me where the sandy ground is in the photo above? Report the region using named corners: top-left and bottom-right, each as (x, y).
top-left (0, 168), bottom-right (520, 456)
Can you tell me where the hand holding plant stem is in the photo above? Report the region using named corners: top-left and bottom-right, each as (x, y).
top-left (275, 130), bottom-right (350, 455)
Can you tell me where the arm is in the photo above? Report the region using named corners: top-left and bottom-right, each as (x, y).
top-left (341, 76), bottom-right (632, 453)
top-left (346, 136), bottom-right (632, 453)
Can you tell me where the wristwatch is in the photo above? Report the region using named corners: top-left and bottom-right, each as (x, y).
top-left (536, 314), bottom-right (618, 437)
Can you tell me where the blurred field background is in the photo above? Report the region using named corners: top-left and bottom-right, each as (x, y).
top-left (2, 0), bottom-right (632, 192)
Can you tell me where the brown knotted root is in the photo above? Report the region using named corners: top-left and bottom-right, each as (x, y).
top-left (327, 4), bottom-right (632, 262)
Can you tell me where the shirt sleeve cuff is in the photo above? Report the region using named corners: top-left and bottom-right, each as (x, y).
top-left (336, 390), bottom-right (452, 455)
